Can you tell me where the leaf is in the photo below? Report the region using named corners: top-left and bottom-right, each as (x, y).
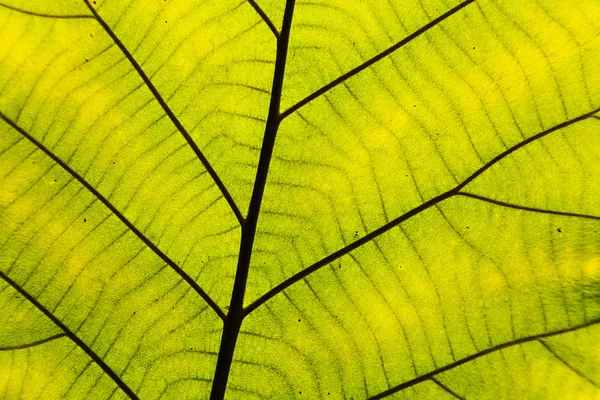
top-left (1, 0), bottom-right (599, 399)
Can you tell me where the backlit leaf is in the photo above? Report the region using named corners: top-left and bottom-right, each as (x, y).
top-left (1, 0), bottom-right (599, 399)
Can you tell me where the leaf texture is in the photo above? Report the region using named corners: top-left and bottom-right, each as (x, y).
top-left (1, 0), bottom-right (599, 399)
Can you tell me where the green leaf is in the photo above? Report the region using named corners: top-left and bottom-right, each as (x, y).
top-left (1, 0), bottom-right (599, 399)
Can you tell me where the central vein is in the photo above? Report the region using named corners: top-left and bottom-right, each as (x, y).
top-left (209, 1), bottom-right (297, 398)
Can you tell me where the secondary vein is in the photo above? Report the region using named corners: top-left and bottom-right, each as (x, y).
top-left (0, 112), bottom-right (226, 321)
top-left (280, 0), bottom-right (476, 119)
top-left (0, 333), bottom-right (67, 351)
top-left (456, 192), bottom-right (600, 220)
top-left (82, 0), bottom-right (244, 226)
top-left (244, 106), bottom-right (600, 315)
top-left (247, 0), bottom-right (279, 39)
top-left (0, 3), bottom-right (94, 19)
top-left (538, 340), bottom-right (600, 388)
top-left (369, 319), bottom-right (600, 399)
top-left (0, 271), bottom-right (139, 400)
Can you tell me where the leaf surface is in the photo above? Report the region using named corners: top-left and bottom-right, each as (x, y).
top-left (1, 0), bottom-right (599, 399)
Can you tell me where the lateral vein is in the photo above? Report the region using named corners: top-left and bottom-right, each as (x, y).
top-left (538, 340), bottom-right (600, 388)
top-left (244, 106), bottom-right (600, 315)
top-left (0, 3), bottom-right (94, 19)
top-left (82, 0), bottom-right (245, 227)
top-left (0, 333), bottom-right (67, 351)
top-left (0, 112), bottom-right (226, 321)
top-left (431, 377), bottom-right (465, 400)
top-left (0, 271), bottom-right (139, 399)
top-left (246, 0), bottom-right (279, 39)
top-left (456, 192), bottom-right (600, 220)
top-left (280, 0), bottom-right (476, 119)
top-left (369, 319), bottom-right (600, 399)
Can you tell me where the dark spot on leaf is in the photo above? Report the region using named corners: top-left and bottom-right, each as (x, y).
top-left (473, 46), bottom-right (476, 49)
top-left (557, 228), bottom-right (562, 233)
top-left (84, 218), bottom-right (87, 222)
top-left (297, 318), bottom-right (301, 322)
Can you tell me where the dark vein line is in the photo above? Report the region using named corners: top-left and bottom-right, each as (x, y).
top-left (0, 334), bottom-right (67, 351)
top-left (244, 106), bottom-right (600, 315)
top-left (538, 340), bottom-right (600, 388)
top-left (0, 3), bottom-right (94, 19)
top-left (0, 112), bottom-right (226, 321)
top-left (457, 192), bottom-right (600, 220)
top-left (454, 107), bottom-right (600, 191)
top-left (209, 1), bottom-right (296, 398)
top-left (81, 0), bottom-right (244, 226)
top-left (368, 319), bottom-right (600, 399)
top-left (0, 271), bottom-right (139, 399)
top-left (246, 0), bottom-right (279, 39)
top-left (431, 377), bottom-right (466, 400)
top-left (244, 190), bottom-right (455, 316)
top-left (280, 0), bottom-right (475, 119)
